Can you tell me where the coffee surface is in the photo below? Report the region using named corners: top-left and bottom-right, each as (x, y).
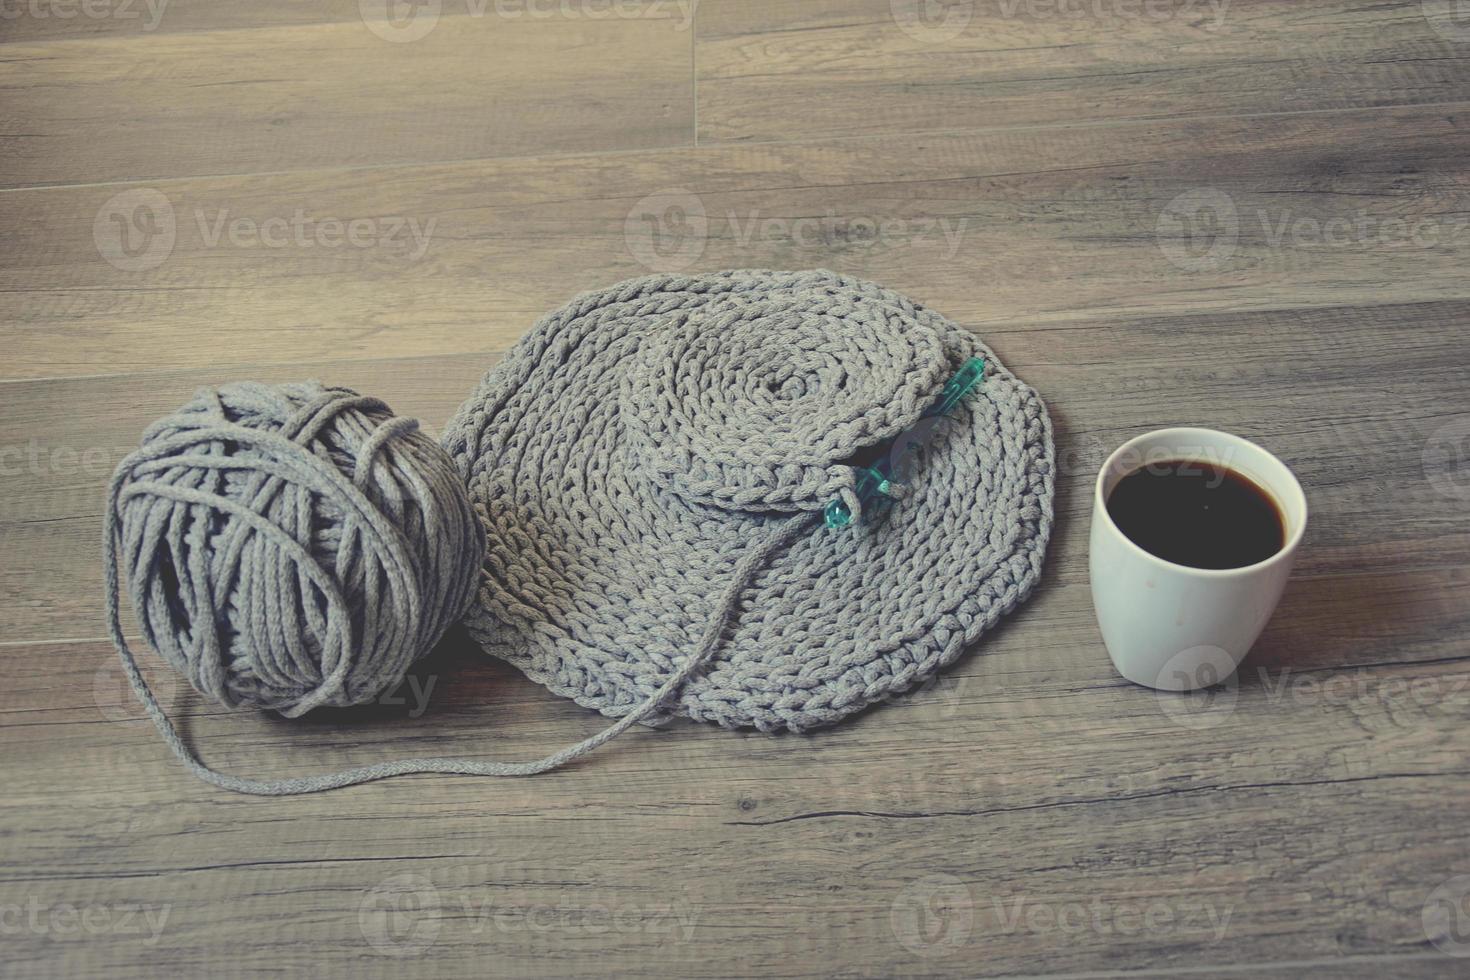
top-left (1106, 460), bottom-right (1284, 570)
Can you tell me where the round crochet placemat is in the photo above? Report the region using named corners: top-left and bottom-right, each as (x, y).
top-left (446, 270), bottom-right (1055, 733)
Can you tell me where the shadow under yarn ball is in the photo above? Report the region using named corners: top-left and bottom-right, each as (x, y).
top-left (109, 381), bottom-right (485, 717)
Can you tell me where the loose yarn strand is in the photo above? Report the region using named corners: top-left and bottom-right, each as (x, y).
top-left (106, 483), bottom-right (816, 795)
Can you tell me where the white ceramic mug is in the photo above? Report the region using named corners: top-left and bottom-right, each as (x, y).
top-left (1089, 427), bottom-right (1308, 691)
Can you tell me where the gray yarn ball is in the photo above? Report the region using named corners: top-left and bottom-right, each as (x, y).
top-left (110, 381), bottom-right (485, 718)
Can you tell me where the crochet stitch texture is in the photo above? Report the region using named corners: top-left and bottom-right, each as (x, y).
top-left (445, 270), bottom-right (1056, 732)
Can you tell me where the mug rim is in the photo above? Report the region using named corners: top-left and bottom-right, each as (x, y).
top-left (1092, 426), bottom-right (1308, 579)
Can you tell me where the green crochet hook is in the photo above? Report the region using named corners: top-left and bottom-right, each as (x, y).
top-left (824, 357), bottom-right (986, 530)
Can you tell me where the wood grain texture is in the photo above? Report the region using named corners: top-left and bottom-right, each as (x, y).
top-left (0, 7), bottom-right (694, 187)
top-left (697, 0), bottom-right (1470, 143)
top-left (2, 586), bottom-right (1467, 977)
top-left (3, 2), bottom-right (1470, 977)
top-left (2, 299), bottom-right (1468, 643)
top-left (4, 102), bottom-right (1470, 381)
top-left (0, 0), bottom-right (702, 41)
top-left (0, 0), bottom-right (351, 41)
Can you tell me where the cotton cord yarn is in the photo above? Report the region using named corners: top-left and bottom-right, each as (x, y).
top-left (445, 269), bottom-right (1055, 734)
top-left (107, 382), bottom-right (490, 793)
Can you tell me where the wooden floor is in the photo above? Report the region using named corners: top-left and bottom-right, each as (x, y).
top-left (3, 1), bottom-right (1469, 976)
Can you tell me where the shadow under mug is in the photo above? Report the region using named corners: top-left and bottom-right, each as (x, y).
top-left (1089, 427), bottom-right (1309, 692)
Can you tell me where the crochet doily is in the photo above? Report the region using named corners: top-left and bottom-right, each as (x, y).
top-left (445, 270), bottom-right (1055, 732)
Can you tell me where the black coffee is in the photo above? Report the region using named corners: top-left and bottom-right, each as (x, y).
top-left (1106, 460), bottom-right (1284, 570)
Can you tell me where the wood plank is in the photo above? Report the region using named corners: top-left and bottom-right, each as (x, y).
top-left (4, 103), bottom-right (1469, 381)
top-left (2, 299), bottom-right (1466, 643)
top-left (0, 0), bottom-right (348, 41)
top-left (696, 0), bottom-right (1470, 143)
top-left (0, 7), bottom-right (695, 187)
top-left (1, 593), bottom-right (1465, 976)
top-left (0, 0), bottom-right (705, 42)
